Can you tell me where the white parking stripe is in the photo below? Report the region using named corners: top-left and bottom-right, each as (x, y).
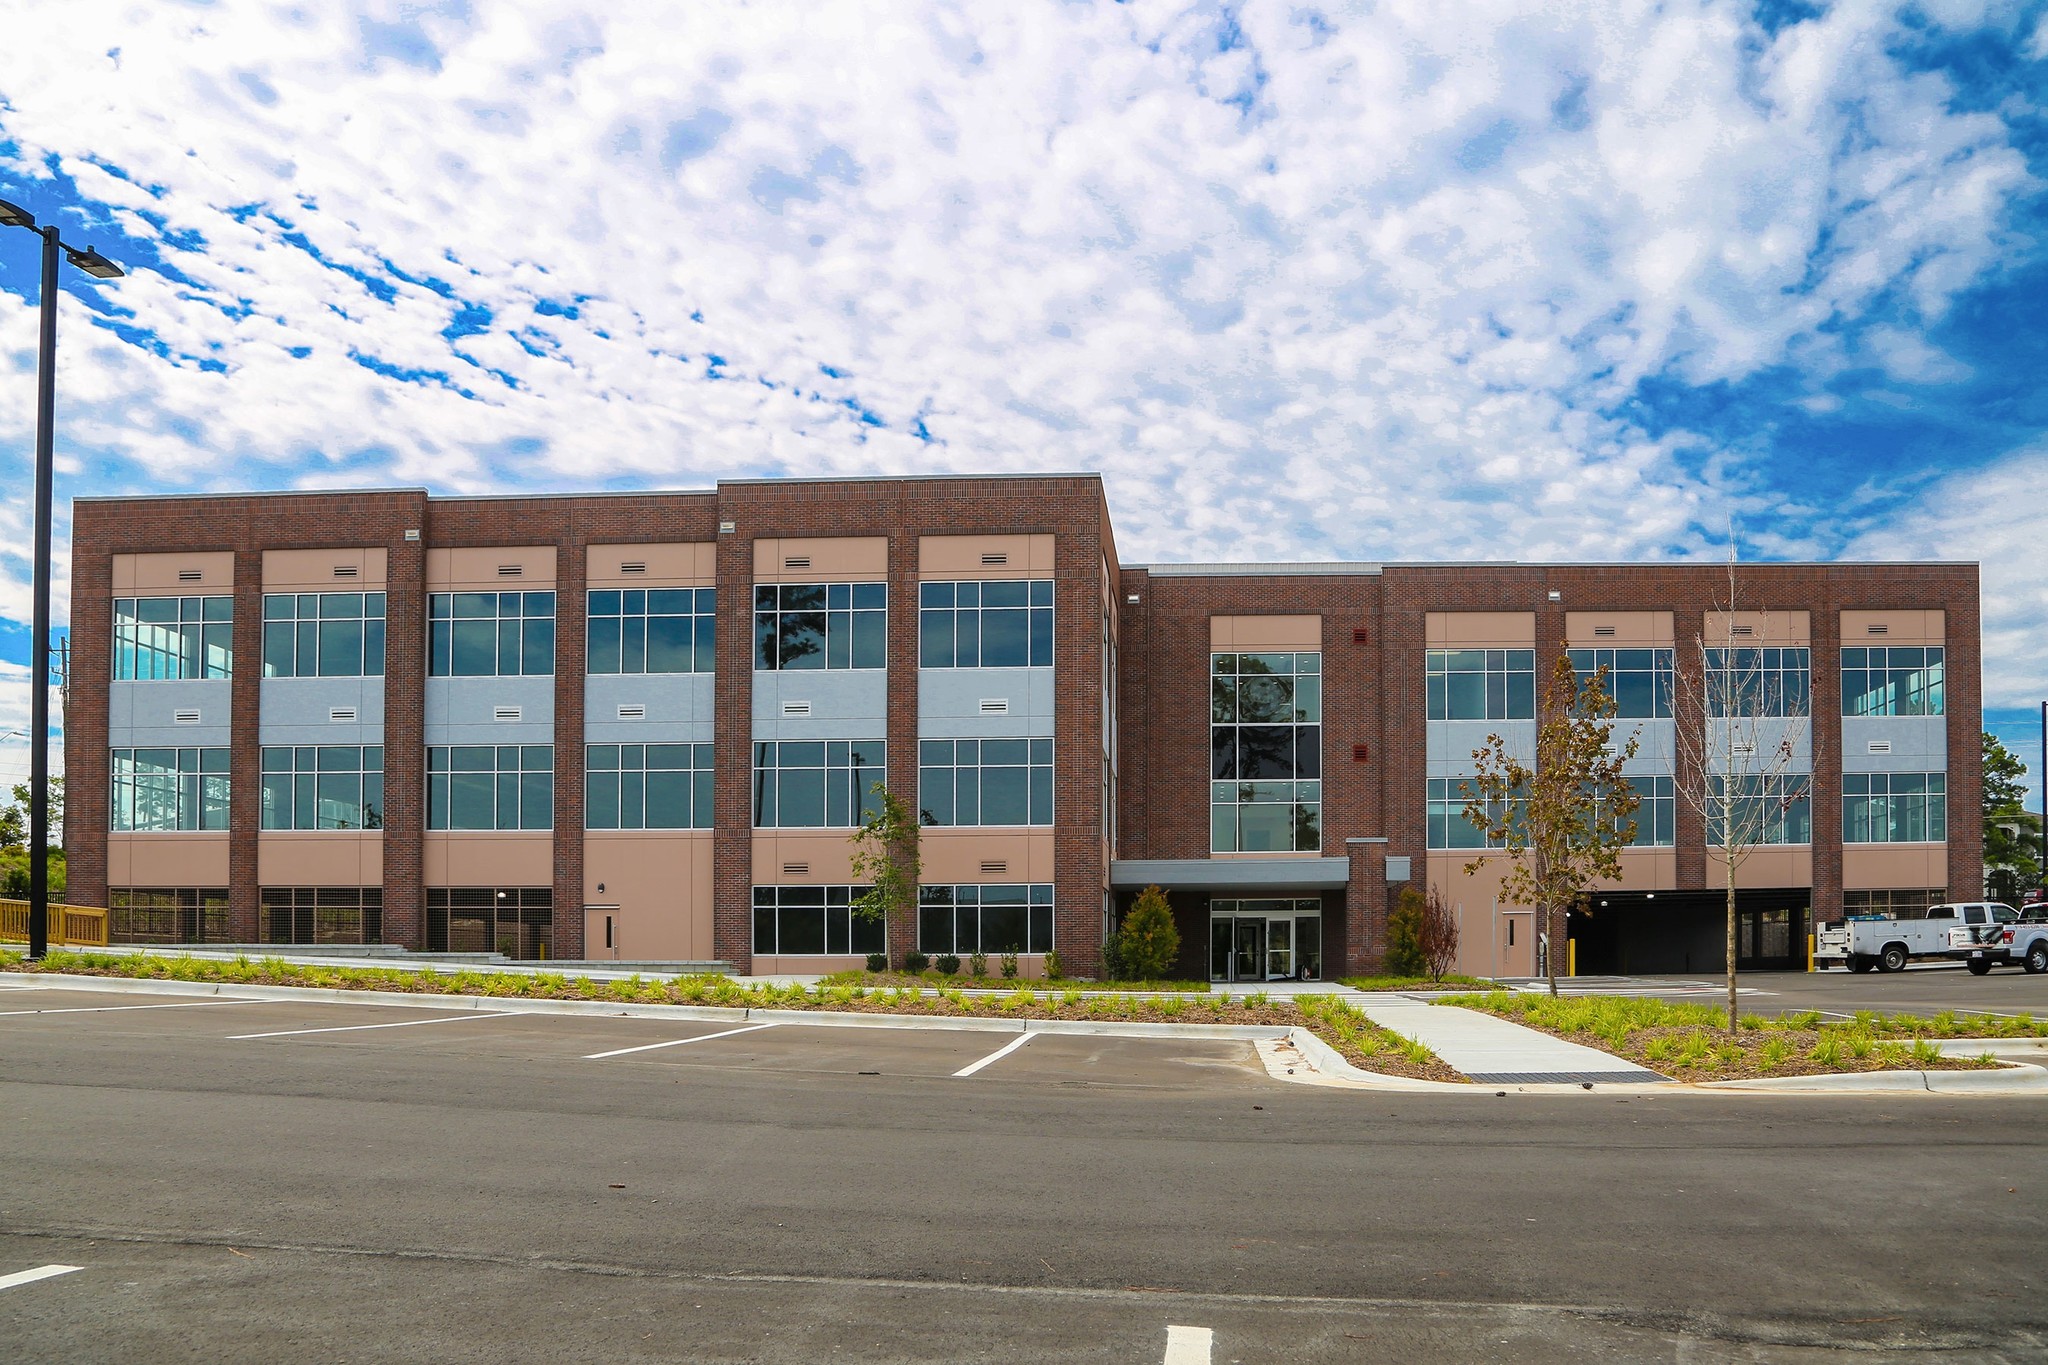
top-left (0, 999), bottom-right (270, 1017)
top-left (1163, 1324), bottom-right (1213, 1364)
top-left (0, 1264), bottom-right (83, 1292)
top-left (953, 1031), bottom-right (1033, 1077)
top-left (584, 1022), bottom-right (779, 1059)
top-left (229, 1011), bottom-right (520, 1040)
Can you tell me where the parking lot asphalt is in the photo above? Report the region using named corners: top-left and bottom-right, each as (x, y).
top-left (3, 979), bottom-right (2046, 1362)
top-left (1577, 964), bottom-right (2048, 1020)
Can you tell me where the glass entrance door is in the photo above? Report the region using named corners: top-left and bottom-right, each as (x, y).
top-left (1234, 918), bottom-right (1264, 981)
top-left (1208, 902), bottom-right (1324, 981)
top-left (1266, 918), bottom-right (1292, 979)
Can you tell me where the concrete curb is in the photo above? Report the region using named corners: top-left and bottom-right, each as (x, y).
top-left (1702, 1062), bottom-right (2048, 1094)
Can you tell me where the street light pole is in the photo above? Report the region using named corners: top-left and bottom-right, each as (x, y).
top-left (1, 197), bottom-right (124, 960)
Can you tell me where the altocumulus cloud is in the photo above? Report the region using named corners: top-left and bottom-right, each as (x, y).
top-left (1, 0), bottom-right (2045, 744)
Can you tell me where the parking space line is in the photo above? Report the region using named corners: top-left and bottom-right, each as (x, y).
top-left (953, 1031), bottom-right (1033, 1077)
top-left (1164, 1324), bottom-right (1213, 1364)
top-left (0, 1264), bottom-right (83, 1292)
top-left (0, 999), bottom-right (271, 1017)
top-left (230, 1011), bottom-right (521, 1040)
top-left (584, 1021), bottom-right (780, 1059)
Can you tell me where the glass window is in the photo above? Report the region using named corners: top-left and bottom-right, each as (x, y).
top-left (429, 591), bottom-right (555, 677)
top-left (917, 884), bottom-right (1055, 955)
top-left (755, 582), bottom-right (886, 671)
top-left (1212, 652), bottom-right (1320, 851)
top-left (110, 748), bottom-right (230, 831)
top-left (919, 580), bottom-right (1053, 667)
top-left (1705, 774), bottom-right (1813, 846)
top-left (260, 887), bottom-right (384, 945)
top-left (1841, 889), bottom-right (1944, 920)
top-left (108, 888), bottom-right (231, 944)
top-left (1704, 647), bottom-right (1810, 717)
top-left (1427, 648), bottom-right (1535, 721)
top-left (260, 745), bottom-right (384, 830)
top-left (1426, 776), bottom-right (1530, 850)
top-left (1841, 646), bottom-right (1944, 717)
top-left (1568, 648), bottom-right (1672, 719)
top-left (917, 738), bottom-right (1052, 826)
top-left (585, 743), bottom-right (714, 829)
top-left (1842, 772), bottom-right (1947, 844)
top-left (751, 740), bottom-right (886, 828)
top-left (426, 745), bottom-right (553, 830)
top-left (587, 588), bottom-right (715, 674)
top-left (751, 885), bottom-right (885, 956)
top-left (426, 887), bottom-right (553, 959)
top-left (262, 592), bottom-right (386, 677)
top-left (114, 597), bottom-right (233, 680)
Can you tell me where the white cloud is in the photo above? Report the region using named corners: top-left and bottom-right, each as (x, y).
top-left (0, 0), bottom-right (2033, 627)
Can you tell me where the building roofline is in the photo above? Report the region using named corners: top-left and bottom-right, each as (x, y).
top-left (74, 486), bottom-right (431, 504)
top-left (714, 471), bottom-right (1105, 488)
top-left (1137, 558), bottom-right (1976, 574)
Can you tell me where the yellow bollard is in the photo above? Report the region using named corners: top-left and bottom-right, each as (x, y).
top-left (1568, 939), bottom-right (1576, 977)
top-left (1807, 933), bottom-right (1815, 973)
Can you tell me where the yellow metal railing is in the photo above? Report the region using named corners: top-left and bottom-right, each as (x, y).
top-left (0, 898), bottom-right (111, 948)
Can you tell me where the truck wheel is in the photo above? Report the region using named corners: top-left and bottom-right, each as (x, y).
top-left (1967, 959), bottom-right (1992, 976)
top-left (1880, 944), bottom-right (1909, 973)
top-left (2026, 944), bottom-right (2048, 975)
top-left (1848, 955), bottom-right (1874, 973)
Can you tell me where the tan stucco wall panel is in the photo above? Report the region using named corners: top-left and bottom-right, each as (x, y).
top-left (582, 831), bottom-right (715, 960)
top-left (108, 833), bottom-right (231, 886)
top-left (1426, 612), bottom-right (1535, 648)
top-left (113, 552), bottom-right (236, 595)
top-left (918, 534), bottom-right (1056, 579)
top-left (752, 831), bottom-right (861, 884)
top-left (262, 548), bottom-right (390, 590)
top-left (1705, 611), bottom-right (1810, 647)
top-left (1707, 846), bottom-right (1814, 889)
top-left (257, 833), bottom-right (383, 886)
top-left (587, 543), bottom-right (716, 587)
top-left (1842, 845), bottom-right (1948, 891)
top-left (920, 831), bottom-right (1057, 883)
top-left (423, 833), bottom-right (556, 886)
top-left (1210, 615), bottom-right (1322, 651)
top-left (1565, 611), bottom-right (1673, 649)
top-left (753, 537), bottom-right (888, 582)
top-left (425, 546), bottom-right (558, 589)
top-left (1840, 610), bottom-right (1944, 646)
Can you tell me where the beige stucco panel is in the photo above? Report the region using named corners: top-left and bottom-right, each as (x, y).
top-left (1426, 853), bottom-right (1537, 977)
top-left (1842, 845), bottom-right (1948, 891)
top-left (423, 833), bottom-right (555, 885)
top-left (753, 537), bottom-right (888, 582)
top-left (113, 552), bottom-right (236, 595)
top-left (1211, 615), bottom-right (1322, 651)
top-left (1703, 610), bottom-right (1810, 647)
top-left (918, 534), bottom-right (1056, 579)
top-left (1565, 611), bottom-right (1673, 649)
top-left (1588, 848), bottom-right (1679, 892)
top-left (920, 830), bottom-right (1056, 883)
top-left (1427, 612), bottom-right (1535, 648)
top-left (582, 831), bottom-right (715, 960)
top-left (1705, 845), bottom-right (1814, 889)
top-left (1840, 610), bottom-right (1944, 646)
top-left (752, 831), bottom-right (860, 883)
top-left (587, 543), bottom-right (716, 587)
top-left (257, 833), bottom-right (383, 886)
top-left (262, 548), bottom-right (390, 590)
top-left (108, 833), bottom-right (231, 886)
top-left (425, 546), bottom-right (558, 589)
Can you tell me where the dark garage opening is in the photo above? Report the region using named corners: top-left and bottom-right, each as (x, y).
top-left (1569, 889), bottom-right (1810, 974)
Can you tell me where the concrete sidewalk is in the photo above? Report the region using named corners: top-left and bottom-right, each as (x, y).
top-left (1347, 996), bottom-right (1670, 1085)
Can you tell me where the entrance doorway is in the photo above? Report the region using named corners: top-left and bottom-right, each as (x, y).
top-left (585, 905), bottom-right (622, 962)
top-left (1209, 898), bottom-right (1322, 982)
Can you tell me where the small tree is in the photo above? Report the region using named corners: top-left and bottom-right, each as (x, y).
top-left (1984, 732), bottom-right (2041, 904)
top-left (1385, 886), bottom-right (1427, 977)
top-left (1668, 563), bottom-right (1813, 1032)
top-left (848, 782), bottom-right (921, 969)
top-left (1464, 651), bottom-right (1640, 998)
top-left (1417, 883), bottom-right (1461, 984)
top-left (1117, 885), bottom-right (1181, 980)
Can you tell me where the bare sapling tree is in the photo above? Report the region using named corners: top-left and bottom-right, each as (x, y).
top-left (1464, 653), bottom-right (1641, 997)
top-left (1668, 561), bottom-right (1814, 1033)
top-left (1417, 882), bottom-right (1461, 985)
top-left (849, 781), bottom-right (922, 969)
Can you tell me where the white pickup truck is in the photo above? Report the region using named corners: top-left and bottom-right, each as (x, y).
top-left (1817, 903), bottom-right (2016, 973)
top-left (1951, 905), bottom-right (2048, 976)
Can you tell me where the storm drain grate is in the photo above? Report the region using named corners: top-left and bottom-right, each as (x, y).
top-left (1467, 1070), bottom-right (1669, 1085)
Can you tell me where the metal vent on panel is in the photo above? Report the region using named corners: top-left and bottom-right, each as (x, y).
top-left (781, 701), bottom-right (812, 717)
top-left (783, 556), bottom-right (811, 570)
top-left (620, 562), bottom-right (647, 575)
top-left (176, 569), bottom-right (203, 582)
top-left (1593, 626), bottom-right (1617, 637)
top-left (404, 528), bottom-right (421, 541)
top-left (493, 706), bottom-right (522, 722)
top-left (329, 707), bottom-right (358, 723)
top-left (979, 860), bottom-right (1007, 875)
top-left (1868, 739), bottom-right (1893, 754)
top-left (332, 565), bottom-right (359, 578)
top-left (173, 708), bottom-right (201, 724)
top-left (979, 698), bottom-right (1009, 714)
top-left (1866, 624), bottom-right (1889, 635)
top-left (1352, 743), bottom-right (1370, 763)
top-left (1730, 625), bottom-right (1754, 637)
top-left (1732, 742), bottom-right (1755, 755)
top-left (1352, 627), bottom-right (1369, 644)
top-left (980, 552), bottom-right (1008, 565)
top-left (497, 564), bottom-right (523, 577)
top-left (616, 704), bottom-right (646, 720)
top-left (782, 862), bottom-right (809, 877)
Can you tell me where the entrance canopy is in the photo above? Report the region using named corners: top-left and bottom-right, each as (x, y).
top-left (1109, 858), bottom-right (1350, 892)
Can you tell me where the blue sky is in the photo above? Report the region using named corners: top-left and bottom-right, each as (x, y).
top-left (2, 0), bottom-right (2045, 814)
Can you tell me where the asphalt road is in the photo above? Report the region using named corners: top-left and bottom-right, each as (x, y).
top-left (1586, 965), bottom-right (2048, 1021)
top-left (2, 980), bottom-right (2045, 1363)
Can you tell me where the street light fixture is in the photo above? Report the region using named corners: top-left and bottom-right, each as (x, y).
top-left (0, 195), bottom-right (124, 960)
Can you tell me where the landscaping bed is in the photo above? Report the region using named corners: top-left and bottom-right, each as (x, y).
top-left (1338, 973), bottom-right (1497, 992)
top-left (1441, 991), bottom-right (2019, 1083)
top-left (818, 969), bottom-right (1211, 993)
top-left (2, 950), bottom-right (1462, 1084)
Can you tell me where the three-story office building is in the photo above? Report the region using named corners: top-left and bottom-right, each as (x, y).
top-left (69, 475), bottom-right (1981, 978)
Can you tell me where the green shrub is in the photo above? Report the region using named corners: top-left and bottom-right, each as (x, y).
top-left (1809, 1034), bottom-right (1844, 1068)
top-left (935, 954), bottom-right (961, 975)
top-left (1043, 950), bottom-right (1064, 982)
top-left (999, 950), bottom-right (1020, 979)
top-left (1384, 887), bottom-right (1427, 978)
top-left (1118, 886), bottom-right (1181, 980)
top-left (865, 952), bottom-right (887, 973)
top-left (904, 950), bottom-right (929, 973)
top-left (968, 951), bottom-right (988, 978)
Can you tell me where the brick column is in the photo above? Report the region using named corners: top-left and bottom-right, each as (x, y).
top-left (382, 508), bottom-right (428, 949)
top-left (1345, 837), bottom-right (1389, 973)
top-left (885, 522), bottom-right (919, 968)
top-left (553, 538), bottom-right (588, 962)
top-left (228, 548), bottom-right (264, 941)
top-left (712, 513), bottom-right (754, 971)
